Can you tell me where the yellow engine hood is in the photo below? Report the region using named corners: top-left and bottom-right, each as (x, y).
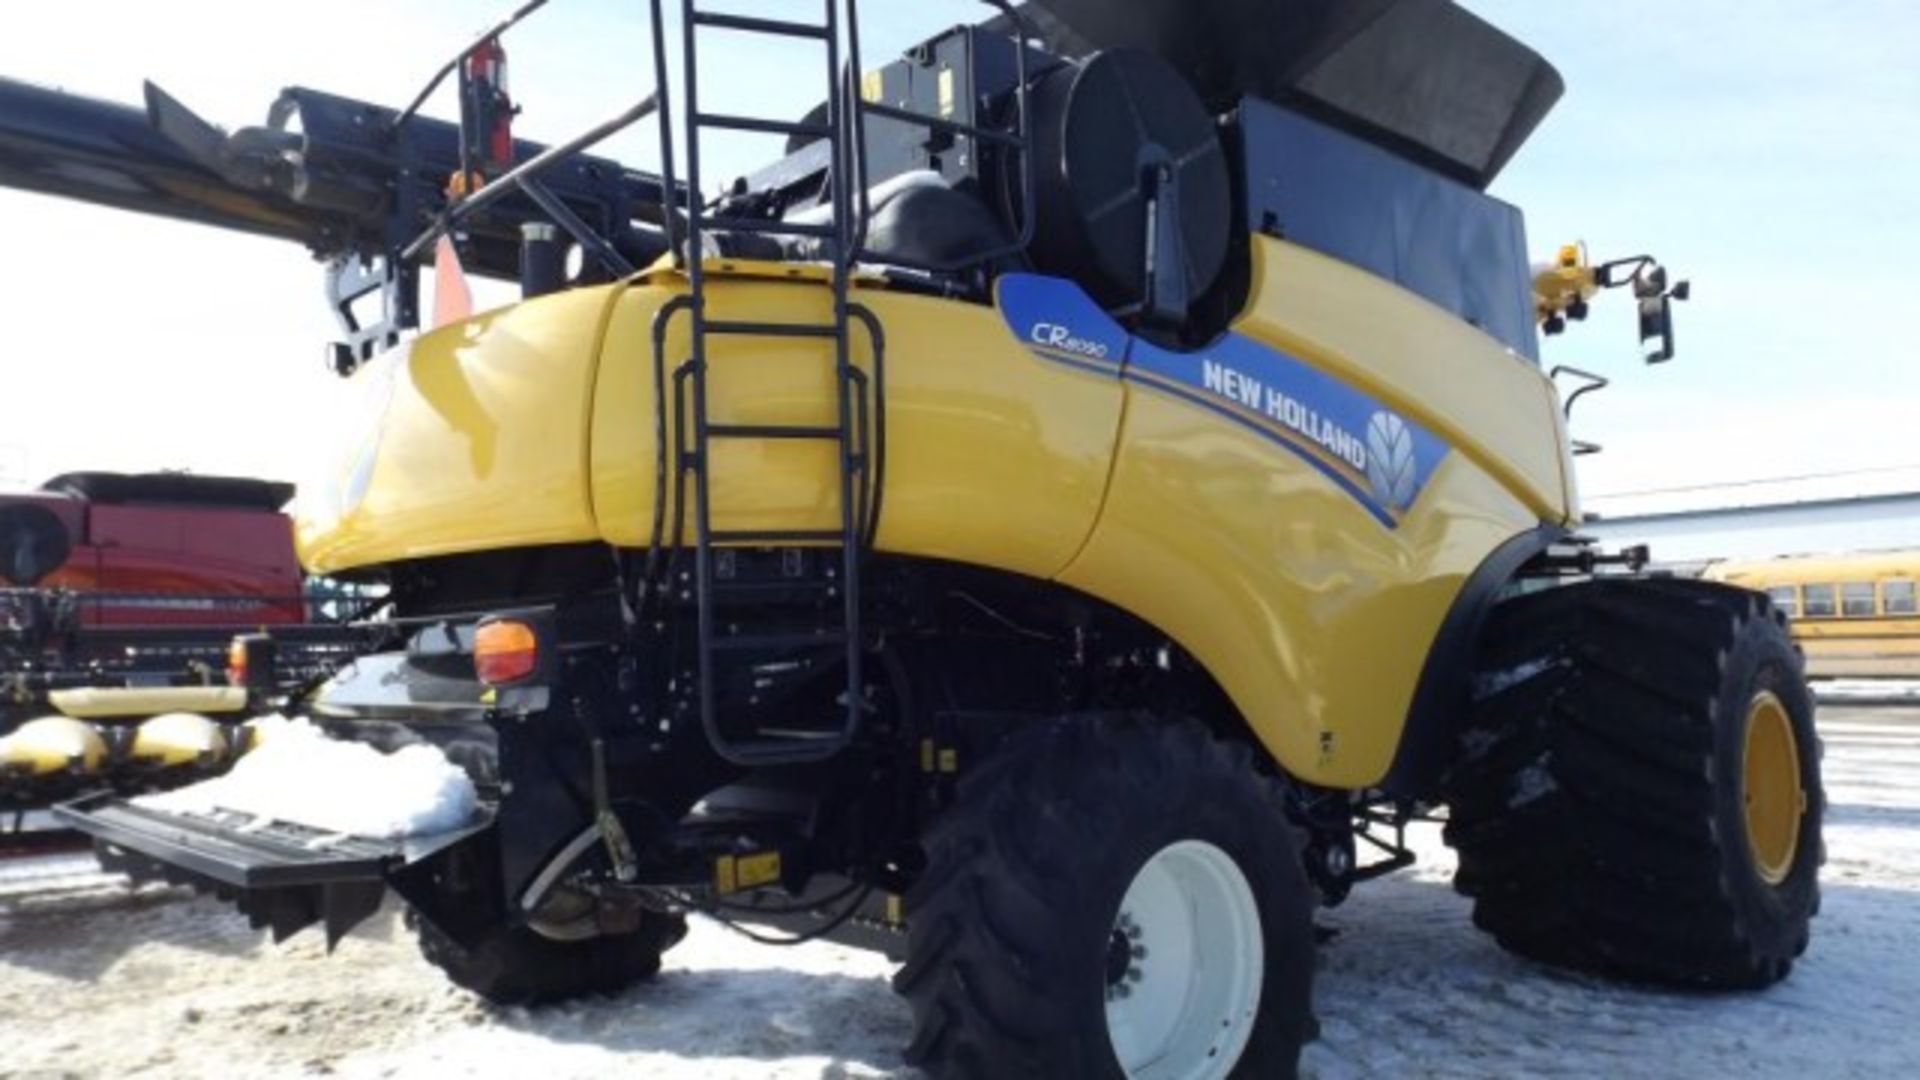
top-left (297, 286), bottom-right (623, 573)
top-left (291, 244), bottom-right (1574, 789)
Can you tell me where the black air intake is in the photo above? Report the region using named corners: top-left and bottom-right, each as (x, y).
top-left (1025, 49), bottom-right (1233, 315)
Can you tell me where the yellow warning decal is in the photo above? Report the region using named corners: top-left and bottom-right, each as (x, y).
top-left (715, 851), bottom-right (783, 895)
top-left (937, 68), bottom-right (956, 118)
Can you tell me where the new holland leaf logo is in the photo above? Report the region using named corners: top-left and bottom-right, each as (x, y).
top-left (1365, 411), bottom-right (1418, 511)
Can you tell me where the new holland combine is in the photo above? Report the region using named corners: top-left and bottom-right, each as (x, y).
top-left (0, 1), bottom-right (1818, 1075)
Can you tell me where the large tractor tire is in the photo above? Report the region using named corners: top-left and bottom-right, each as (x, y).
top-left (1443, 577), bottom-right (1823, 988)
top-left (895, 714), bottom-right (1316, 1079)
top-left (411, 908), bottom-right (688, 1006)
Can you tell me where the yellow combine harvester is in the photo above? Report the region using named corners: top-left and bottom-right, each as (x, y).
top-left (1, 2), bottom-right (1817, 1075)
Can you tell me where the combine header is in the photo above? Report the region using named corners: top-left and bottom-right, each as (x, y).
top-left (0, 2), bottom-right (1814, 1076)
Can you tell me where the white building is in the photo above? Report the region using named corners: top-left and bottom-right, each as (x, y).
top-left (1581, 467), bottom-right (1920, 565)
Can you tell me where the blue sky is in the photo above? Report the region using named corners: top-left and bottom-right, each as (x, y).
top-left (1469, 2), bottom-right (1920, 507)
top-left (1, 1), bottom-right (1913, 512)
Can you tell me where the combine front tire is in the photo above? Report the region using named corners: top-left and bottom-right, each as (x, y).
top-left (895, 715), bottom-right (1316, 1079)
top-left (1444, 578), bottom-right (1823, 988)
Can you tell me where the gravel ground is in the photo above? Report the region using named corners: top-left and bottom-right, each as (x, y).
top-left (2, 705), bottom-right (1916, 1079)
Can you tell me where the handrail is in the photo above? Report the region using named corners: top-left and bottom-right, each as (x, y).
top-left (400, 93), bottom-right (659, 266)
top-left (647, 0), bottom-right (685, 265)
top-left (1550, 365), bottom-right (1611, 419)
top-left (846, 0), bottom-right (1037, 273)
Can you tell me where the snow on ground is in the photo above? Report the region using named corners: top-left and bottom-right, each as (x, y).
top-left (1814, 678), bottom-right (1920, 705)
top-left (2, 705), bottom-right (1917, 1079)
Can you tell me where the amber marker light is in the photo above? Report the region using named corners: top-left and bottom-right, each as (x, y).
top-left (226, 637), bottom-right (249, 687)
top-left (474, 618), bottom-right (540, 686)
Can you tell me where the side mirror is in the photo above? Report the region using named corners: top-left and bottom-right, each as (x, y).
top-left (1633, 268), bottom-right (1689, 364)
top-left (1539, 247), bottom-right (1691, 365)
top-left (1638, 294), bottom-right (1676, 364)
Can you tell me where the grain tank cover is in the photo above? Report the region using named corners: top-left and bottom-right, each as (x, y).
top-left (1012, 0), bottom-right (1563, 188)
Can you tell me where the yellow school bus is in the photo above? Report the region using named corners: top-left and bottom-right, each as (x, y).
top-left (1707, 551), bottom-right (1920, 677)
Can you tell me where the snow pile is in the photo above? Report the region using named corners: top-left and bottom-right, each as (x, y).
top-left (1814, 679), bottom-right (1920, 703)
top-left (137, 716), bottom-right (479, 840)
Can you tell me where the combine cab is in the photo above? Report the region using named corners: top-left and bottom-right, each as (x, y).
top-left (2, 2), bottom-right (1814, 1076)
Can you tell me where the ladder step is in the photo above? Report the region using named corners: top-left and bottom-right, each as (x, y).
top-left (689, 12), bottom-right (830, 40)
top-left (708, 423), bottom-right (843, 440)
top-left (712, 631), bottom-right (848, 653)
top-left (705, 319), bottom-right (842, 339)
top-left (670, 3), bottom-right (868, 771)
top-left (709, 528), bottom-right (847, 544)
top-left (699, 215), bottom-right (839, 240)
top-left (707, 579), bottom-right (839, 603)
top-left (695, 111), bottom-right (834, 140)
top-left (713, 738), bottom-right (852, 766)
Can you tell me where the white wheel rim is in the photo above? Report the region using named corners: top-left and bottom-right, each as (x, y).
top-left (1104, 839), bottom-right (1264, 1080)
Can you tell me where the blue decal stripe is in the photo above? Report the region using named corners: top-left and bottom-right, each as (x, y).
top-left (1123, 368), bottom-right (1401, 529)
top-left (1022, 344), bottom-right (1123, 379)
top-left (993, 272), bottom-right (1452, 531)
top-left (1124, 367), bottom-right (1376, 493)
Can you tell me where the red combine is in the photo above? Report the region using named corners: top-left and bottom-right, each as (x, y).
top-left (1, 472), bottom-right (358, 822)
top-left (7, 471), bottom-right (305, 626)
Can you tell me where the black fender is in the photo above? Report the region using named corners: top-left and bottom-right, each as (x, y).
top-left (1378, 523), bottom-right (1566, 799)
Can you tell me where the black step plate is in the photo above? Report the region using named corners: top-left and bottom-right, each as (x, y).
top-left (52, 792), bottom-right (489, 889)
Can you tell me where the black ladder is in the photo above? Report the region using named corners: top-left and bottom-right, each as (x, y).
top-left (666, 0), bottom-right (871, 767)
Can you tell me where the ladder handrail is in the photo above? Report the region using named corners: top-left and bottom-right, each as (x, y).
top-left (648, 0), bottom-right (684, 265)
top-left (660, 0), bottom-right (875, 767)
top-left (399, 93), bottom-right (658, 267)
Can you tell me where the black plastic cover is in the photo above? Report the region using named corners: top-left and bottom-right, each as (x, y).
top-left (1239, 99), bottom-right (1537, 360)
top-left (859, 178), bottom-right (1015, 270)
top-left (1006, 0), bottom-right (1562, 188)
top-left (41, 471), bottom-right (296, 511)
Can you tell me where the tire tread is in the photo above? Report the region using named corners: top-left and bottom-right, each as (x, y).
top-left (1442, 578), bottom-right (1822, 989)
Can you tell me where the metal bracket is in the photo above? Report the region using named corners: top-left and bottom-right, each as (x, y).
top-left (590, 738), bottom-right (640, 883)
top-left (325, 254), bottom-right (418, 376)
top-left (1143, 161), bottom-right (1190, 326)
top-left (1537, 542), bottom-right (1653, 575)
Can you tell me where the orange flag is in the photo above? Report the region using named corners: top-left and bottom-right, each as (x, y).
top-left (432, 235), bottom-right (475, 328)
